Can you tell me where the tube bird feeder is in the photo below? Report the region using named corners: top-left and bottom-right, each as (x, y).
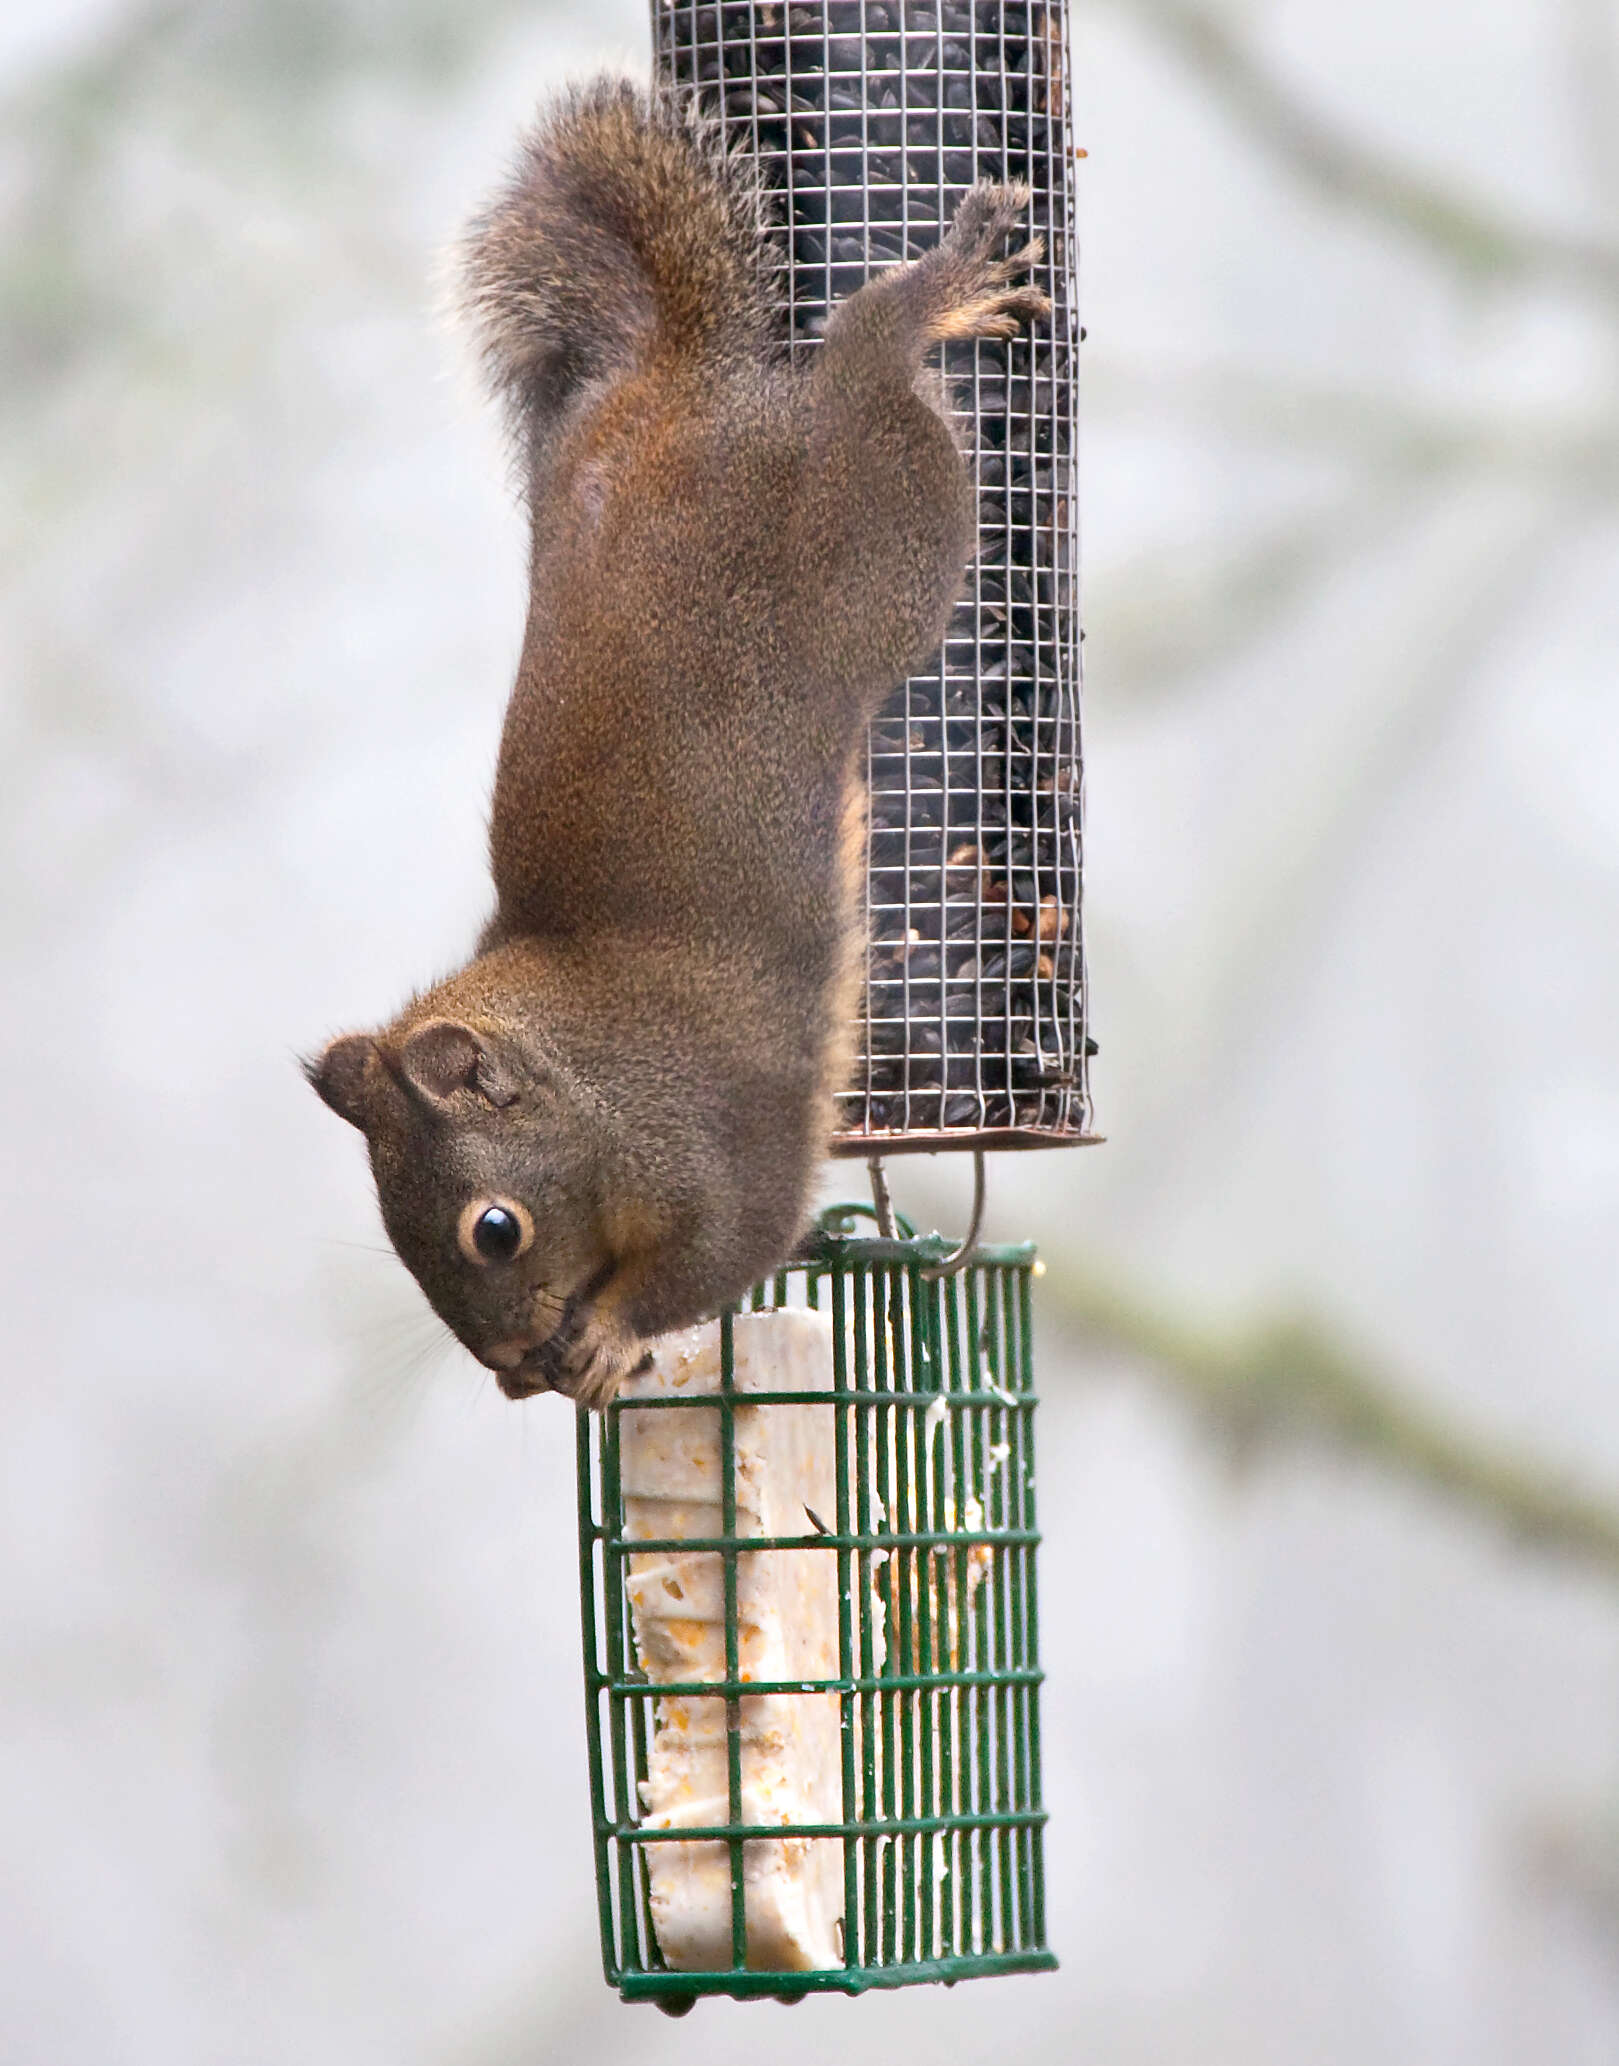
top-left (657, 0), bottom-right (1096, 1153)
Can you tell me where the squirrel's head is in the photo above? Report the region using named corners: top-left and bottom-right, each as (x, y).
top-left (305, 1014), bottom-right (645, 1404)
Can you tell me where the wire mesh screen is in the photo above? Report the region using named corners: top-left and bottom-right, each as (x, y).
top-left (654, 0), bottom-right (1094, 1153)
top-left (576, 1221), bottom-right (1052, 2003)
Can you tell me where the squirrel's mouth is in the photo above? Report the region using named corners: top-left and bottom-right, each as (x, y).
top-left (485, 1260), bottom-right (619, 1399)
top-left (487, 1295), bottom-right (592, 1398)
top-left (502, 1326), bottom-right (587, 1399)
top-left (493, 1327), bottom-right (655, 1410)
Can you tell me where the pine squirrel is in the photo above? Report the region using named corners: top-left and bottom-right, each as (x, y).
top-left (307, 80), bottom-right (1047, 1405)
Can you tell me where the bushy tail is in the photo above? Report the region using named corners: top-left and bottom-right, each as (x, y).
top-left (460, 80), bottom-right (773, 458)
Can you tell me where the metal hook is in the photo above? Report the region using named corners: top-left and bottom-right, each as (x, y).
top-left (866, 1156), bottom-right (897, 1240)
top-left (921, 1148), bottom-right (987, 1280)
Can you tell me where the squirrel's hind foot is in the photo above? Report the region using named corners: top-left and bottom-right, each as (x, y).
top-left (918, 180), bottom-right (1051, 344)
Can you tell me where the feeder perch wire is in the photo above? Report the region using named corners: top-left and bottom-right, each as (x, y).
top-left (656, 0), bottom-right (1097, 1156)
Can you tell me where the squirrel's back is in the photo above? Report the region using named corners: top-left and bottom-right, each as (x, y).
top-left (308, 83), bottom-right (1046, 1407)
top-left (460, 80), bottom-right (776, 467)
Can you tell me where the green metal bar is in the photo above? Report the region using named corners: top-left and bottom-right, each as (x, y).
top-left (894, 1260), bottom-right (917, 1966)
top-left (617, 1809), bottom-right (1048, 1843)
top-left (1019, 1263), bottom-right (1048, 1951)
top-left (1009, 1267), bottom-right (1037, 1949)
top-left (576, 1408), bottom-right (617, 1978)
top-left (908, 1263), bottom-right (928, 1967)
top-left (929, 1263), bottom-right (954, 1960)
top-left (813, 1200), bottom-right (920, 1243)
top-left (616, 1948), bottom-right (1058, 2003)
top-left (604, 1389), bottom-right (1033, 1413)
top-left (1008, 1268), bottom-right (1035, 1948)
top-left (980, 1262), bottom-right (1004, 1951)
top-left (808, 1234), bottom-right (1038, 1269)
top-left (718, 1306), bottom-right (745, 1970)
top-left (988, 1265), bottom-right (1015, 1952)
top-left (596, 1667), bottom-right (1043, 1699)
top-left (830, 1257), bottom-right (860, 1972)
top-left (962, 1256), bottom-right (987, 1950)
top-left (852, 1261), bottom-right (878, 1967)
top-left (939, 1268), bottom-right (966, 1957)
top-left (1002, 1269), bottom-right (1030, 1948)
top-left (912, 1260), bottom-right (935, 1967)
top-left (878, 1262), bottom-right (901, 1963)
top-left (604, 1526), bottom-right (1039, 1554)
top-left (915, 1259), bottom-right (942, 1965)
top-left (598, 1392), bottom-right (640, 1973)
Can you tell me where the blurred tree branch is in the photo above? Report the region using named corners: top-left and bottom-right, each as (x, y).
top-left (1115, 0), bottom-right (1619, 304)
top-left (1043, 1260), bottom-right (1619, 1583)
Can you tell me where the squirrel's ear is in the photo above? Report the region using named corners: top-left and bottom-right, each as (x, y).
top-left (305, 1034), bottom-right (376, 1130)
top-left (397, 1019), bottom-right (484, 1106)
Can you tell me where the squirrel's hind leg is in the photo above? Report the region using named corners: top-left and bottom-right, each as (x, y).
top-left (785, 186), bottom-right (1048, 698)
top-left (904, 181), bottom-right (1051, 346)
top-left (817, 181), bottom-right (1049, 375)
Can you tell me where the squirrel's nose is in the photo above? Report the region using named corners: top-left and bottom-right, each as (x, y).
top-left (481, 1337), bottom-right (536, 1372)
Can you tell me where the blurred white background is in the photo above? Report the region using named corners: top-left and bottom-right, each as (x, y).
top-left (5, 1), bottom-right (1619, 2061)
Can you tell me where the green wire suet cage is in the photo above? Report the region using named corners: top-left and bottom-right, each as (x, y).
top-left (577, 1211), bottom-right (1053, 2008)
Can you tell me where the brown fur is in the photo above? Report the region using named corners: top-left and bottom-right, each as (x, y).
top-left (306, 80), bottom-right (1046, 1405)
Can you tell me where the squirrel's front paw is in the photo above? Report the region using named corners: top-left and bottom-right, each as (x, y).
top-left (925, 180), bottom-right (1050, 342)
top-left (541, 1305), bottom-right (645, 1410)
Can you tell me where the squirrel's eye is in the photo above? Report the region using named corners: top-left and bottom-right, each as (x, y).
top-left (457, 1196), bottom-right (533, 1266)
top-left (474, 1207), bottom-right (522, 1259)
